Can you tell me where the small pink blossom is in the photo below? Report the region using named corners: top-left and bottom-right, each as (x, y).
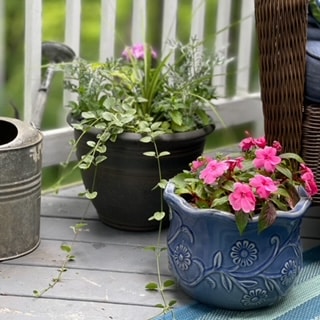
top-left (301, 164), bottom-right (318, 196)
top-left (239, 137), bottom-right (256, 151)
top-left (225, 157), bottom-right (244, 171)
top-left (229, 182), bottom-right (256, 213)
top-left (122, 43), bottom-right (157, 61)
top-left (253, 146), bottom-right (281, 172)
top-left (191, 156), bottom-right (212, 172)
top-left (199, 159), bottom-right (229, 185)
top-left (272, 140), bottom-right (282, 153)
top-left (254, 137), bottom-right (267, 148)
top-left (249, 175), bottom-right (278, 199)
top-left (239, 136), bottom-right (266, 151)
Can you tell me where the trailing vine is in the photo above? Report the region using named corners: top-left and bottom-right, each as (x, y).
top-left (33, 219), bottom-right (88, 297)
top-left (139, 126), bottom-right (177, 317)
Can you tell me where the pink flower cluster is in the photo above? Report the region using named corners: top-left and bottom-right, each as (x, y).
top-left (188, 136), bottom-right (318, 216)
top-left (122, 43), bottom-right (158, 61)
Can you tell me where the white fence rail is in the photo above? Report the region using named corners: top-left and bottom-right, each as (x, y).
top-left (19, 0), bottom-right (260, 167)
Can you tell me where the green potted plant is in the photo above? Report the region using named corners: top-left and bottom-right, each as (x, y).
top-left (164, 134), bottom-right (317, 309)
top-left (63, 38), bottom-right (223, 231)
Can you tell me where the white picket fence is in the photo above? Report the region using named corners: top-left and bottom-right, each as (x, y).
top-left (16, 0), bottom-right (263, 167)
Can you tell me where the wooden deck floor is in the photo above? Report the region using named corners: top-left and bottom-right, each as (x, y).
top-left (1, 183), bottom-right (320, 320)
top-left (0, 184), bottom-right (193, 320)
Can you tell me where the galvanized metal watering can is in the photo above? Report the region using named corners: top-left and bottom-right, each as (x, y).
top-left (0, 117), bottom-right (42, 260)
top-left (0, 42), bottom-right (75, 260)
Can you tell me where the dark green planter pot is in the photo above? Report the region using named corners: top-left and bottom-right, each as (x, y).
top-left (70, 116), bottom-right (214, 231)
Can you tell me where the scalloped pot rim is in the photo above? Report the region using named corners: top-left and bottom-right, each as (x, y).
top-left (67, 113), bottom-right (215, 142)
top-left (164, 181), bottom-right (312, 222)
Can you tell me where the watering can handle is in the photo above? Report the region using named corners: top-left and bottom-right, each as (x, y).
top-left (32, 41), bottom-right (76, 129)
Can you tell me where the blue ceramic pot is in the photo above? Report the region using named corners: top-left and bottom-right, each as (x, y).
top-left (164, 182), bottom-right (311, 310)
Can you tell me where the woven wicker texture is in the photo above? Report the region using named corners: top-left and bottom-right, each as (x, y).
top-left (254, 0), bottom-right (308, 153)
top-left (302, 105), bottom-right (320, 203)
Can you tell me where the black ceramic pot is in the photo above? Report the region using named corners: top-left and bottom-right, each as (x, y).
top-left (69, 114), bottom-right (215, 231)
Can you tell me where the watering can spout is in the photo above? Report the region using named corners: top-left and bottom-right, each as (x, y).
top-left (32, 41), bottom-right (76, 129)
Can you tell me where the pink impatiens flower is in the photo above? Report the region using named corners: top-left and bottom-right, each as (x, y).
top-left (239, 136), bottom-right (266, 151)
top-left (225, 157), bottom-right (244, 171)
top-left (199, 159), bottom-right (229, 185)
top-left (191, 156), bottom-right (213, 172)
top-left (249, 175), bottom-right (278, 199)
top-left (229, 182), bottom-right (256, 213)
top-left (272, 140), bottom-right (282, 153)
top-left (122, 43), bottom-right (158, 61)
top-left (301, 164), bottom-right (318, 196)
top-left (239, 137), bottom-right (256, 151)
top-left (253, 146), bottom-right (281, 172)
top-left (254, 137), bottom-right (267, 149)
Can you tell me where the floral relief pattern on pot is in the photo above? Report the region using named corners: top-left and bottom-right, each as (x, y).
top-left (164, 181), bottom-right (311, 310)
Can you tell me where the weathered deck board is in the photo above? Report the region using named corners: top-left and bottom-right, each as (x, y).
top-left (6, 239), bottom-right (169, 274)
top-left (0, 296), bottom-right (159, 320)
top-left (0, 264), bottom-right (185, 307)
top-left (0, 185), bottom-right (193, 320)
top-left (1, 182), bottom-right (320, 320)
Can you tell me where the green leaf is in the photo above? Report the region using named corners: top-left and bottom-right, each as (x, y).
top-left (276, 165), bottom-right (292, 180)
top-left (149, 211), bottom-right (166, 221)
top-left (81, 154), bottom-right (94, 164)
top-left (94, 122), bottom-right (107, 130)
top-left (70, 223), bottom-right (87, 234)
top-left (144, 246), bottom-right (156, 252)
top-left (145, 282), bottom-right (158, 291)
top-left (150, 122), bottom-right (162, 130)
top-left (85, 191), bottom-right (98, 199)
top-left (60, 244), bottom-right (72, 253)
top-left (211, 195), bottom-right (229, 208)
top-left (96, 145), bottom-right (107, 153)
top-left (171, 172), bottom-right (194, 187)
top-left (275, 187), bottom-right (290, 199)
top-left (102, 112), bottom-right (113, 121)
top-left (235, 211), bottom-right (249, 235)
top-left (157, 179), bottom-right (168, 189)
top-left (140, 136), bottom-right (152, 143)
top-left (163, 279), bottom-right (175, 288)
top-left (169, 110), bottom-right (183, 126)
top-left (169, 300), bottom-right (177, 307)
top-left (86, 140), bottom-right (96, 148)
top-left (159, 151), bottom-right (170, 157)
top-left (74, 223), bottom-right (88, 231)
top-left (143, 151), bottom-right (156, 157)
top-left (258, 202), bottom-right (277, 233)
top-left (280, 152), bottom-right (304, 163)
top-left (33, 290), bottom-right (41, 297)
top-left (72, 123), bottom-right (83, 130)
top-left (67, 255), bottom-right (76, 261)
top-left (98, 132), bottom-right (110, 142)
top-left (271, 195), bottom-right (289, 211)
top-left (81, 111), bottom-right (96, 119)
top-left (95, 155), bottom-right (107, 165)
top-left (78, 163), bottom-right (90, 170)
